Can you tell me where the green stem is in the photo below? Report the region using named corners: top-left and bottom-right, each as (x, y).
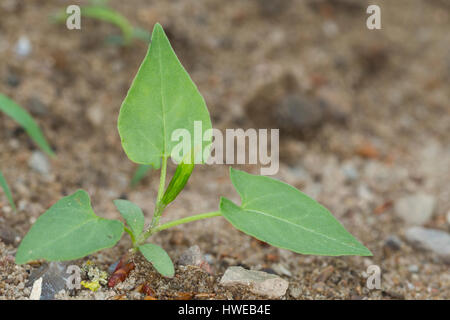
top-left (156, 156), bottom-right (168, 206)
top-left (124, 226), bottom-right (136, 245)
top-left (153, 211), bottom-right (222, 233)
top-left (150, 156), bottom-right (168, 228)
top-left (139, 210), bottom-right (222, 244)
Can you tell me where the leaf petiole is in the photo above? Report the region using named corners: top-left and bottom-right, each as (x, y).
top-left (153, 211), bottom-right (222, 233)
top-left (150, 156), bottom-right (168, 229)
top-left (139, 210), bottom-right (222, 245)
top-left (123, 226), bottom-right (136, 245)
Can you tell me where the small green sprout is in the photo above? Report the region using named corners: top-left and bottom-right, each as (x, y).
top-left (0, 170), bottom-right (15, 211)
top-left (52, 1), bottom-right (150, 46)
top-left (16, 24), bottom-right (371, 278)
top-left (130, 164), bottom-right (152, 187)
top-left (0, 94), bottom-right (55, 210)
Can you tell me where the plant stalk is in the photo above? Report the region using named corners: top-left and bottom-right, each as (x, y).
top-left (139, 210), bottom-right (222, 244)
top-left (138, 156), bottom-right (221, 246)
top-left (124, 226), bottom-right (136, 245)
top-left (150, 156), bottom-right (168, 228)
top-left (153, 211), bottom-right (222, 233)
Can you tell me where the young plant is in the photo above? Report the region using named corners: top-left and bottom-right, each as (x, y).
top-left (0, 170), bottom-right (15, 211)
top-left (0, 94), bottom-right (55, 210)
top-left (15, 24), bottom-right (371, 280)
top-left (52, 1), bottom-right (151, 46)
top-left (130, 164), bottom-right (152, 187)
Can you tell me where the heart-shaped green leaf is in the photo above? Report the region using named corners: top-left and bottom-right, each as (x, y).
top-left (118, 23), bottom-right (212, 167)
top-left (139, 243), bottom-right (174, 277)
top-left (16, 190), bottom-right (124, 264)
top-left (113, 199), bottom-right (145, 239)
top-left (0, 94), bottom-right (54, 156)
top-left (220, 168), bottom-right (372, 256)
top-left (0, 169), bottom-right (15, 211)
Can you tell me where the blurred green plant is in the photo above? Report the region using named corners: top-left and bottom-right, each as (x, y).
top-left (131, 164), bottom-right (152, 187)
top-left (0, 170), bottom-right (15, 211)
top-left (51, 1), bottom-right (151, 46)
top-left (0, 94), bottom-right (55, 211)
top-left (53, 2), bottom-right (153, 185)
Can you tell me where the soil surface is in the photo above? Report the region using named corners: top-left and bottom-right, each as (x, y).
top-left (0, 0), bottom-right (449, 299)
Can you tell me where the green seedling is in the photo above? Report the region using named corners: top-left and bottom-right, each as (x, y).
top-left (0, 170), bottom-right (15, 211)
top-left (16, 24), bottom-right (371, 278)
top-left (0, 94), bottom-right (55, 210)
top-left (52, 1), bottom-right (150, 46)
top-left (130, 164), bottom-right (152, 187)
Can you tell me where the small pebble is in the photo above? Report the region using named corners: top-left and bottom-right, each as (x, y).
top-left (289, 285), bottom-right (302, 299)
top-left (316, 265), bottom-right (334, 282)
top-left (27, 97), bottom-right (48, 116)
top-left (15, 35), bottom-right (32, 57)
top-left (28, 151), bottom-right (51, 175)
top-left (272, 263), bottom-right (292, 277)
top-left (204, 254), bottom-right (214, 264)
top-left (178, 245), bottom-right (203, 267)
top-left (6, 72), bottom-right (20, 87)
top-left (395, 194), bottom-right (435, 226)
top-left (0, 225), bottom-right (19, 245)
top-left (178, 245), bottom-right (213, 273)
top-left (408, 265), bottom-right (419, 273)
top-left (341, 163), bottom-right (359, 181)
top-left (405, 227), bottom-right (450, 263)
top-left (29, 277), bottom-right (42, 300)
top-left (384, 235), bottom-right (402, 251)
top-left (87, 106), bottom-right (104, 127)
top-left (220, 266), bottom-right (289, 298)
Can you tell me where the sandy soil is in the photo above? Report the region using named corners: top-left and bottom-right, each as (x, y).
top-left (0, 0), bottom-right (449, 299)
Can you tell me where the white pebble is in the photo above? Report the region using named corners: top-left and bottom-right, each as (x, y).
top-left (15, 35), bottom-right (32, 58)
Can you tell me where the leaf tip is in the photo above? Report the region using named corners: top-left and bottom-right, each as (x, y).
top-left (360, 247), bottom-right (373, 257)
top-left (73, 189), bottom-right (90, 202)
top-left (229, 166), bottom-right (240, 180)
top-left (229, 166), bottom-right (247, 179)
top-left (152, 22), bottom-right (164, 36)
